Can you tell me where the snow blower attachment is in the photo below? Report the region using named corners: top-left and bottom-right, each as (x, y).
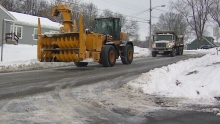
top-left (37, 4), bottom-right (134, 67)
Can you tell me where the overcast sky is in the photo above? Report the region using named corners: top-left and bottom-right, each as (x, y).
top-left (81, 0), bottom-right (172, 40)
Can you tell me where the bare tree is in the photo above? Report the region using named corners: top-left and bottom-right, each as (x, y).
top-left (20, 0), bottom-right (39, 15)
top-left (114, 13), bottom-right (126, 27)
top-left (171, 0), bottom-right (213, 48)
top-left (114, 13), bottom-right (140, 40)
top-left (152, 12), bottom-right (188, 35)
top-left (35, 1), bottom-right (55, 21)
top-left (122, 20), bottom-right (139, 40)
top-left (100, 9), bottom-right (114, 18)
top-left (79, 3), bottom-right (98, 30)
top-left (0, 0), bottom-right (18, 11)
top-left (99, 10), bottom-right (139, 40)
top-left (210, 0), bottom-right (220, 26)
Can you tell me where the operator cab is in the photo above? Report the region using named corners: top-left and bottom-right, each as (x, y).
top-left (94, 18), bottom-right (121, 40)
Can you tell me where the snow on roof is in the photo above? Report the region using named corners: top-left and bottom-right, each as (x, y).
top-left (9, 11), bottom-right (61, 30)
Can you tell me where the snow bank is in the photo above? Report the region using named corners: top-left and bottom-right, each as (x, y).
top-left (127, 53), bottom-right (220, 102)
top-left (133, 46), bottom-right (151, 57)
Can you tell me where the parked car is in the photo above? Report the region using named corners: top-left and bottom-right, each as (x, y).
top-left (200, 45), bottom-right (213, 49)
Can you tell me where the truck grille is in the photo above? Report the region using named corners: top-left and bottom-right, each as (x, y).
top-left (156, 43), bottom-right (166, 47)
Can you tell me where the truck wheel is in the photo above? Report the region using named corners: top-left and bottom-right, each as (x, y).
top-left (152, 51), bottom-right (157, 57)
top-left (74, 62), bottom-right (88, 67)
top-left (121, 44), bottom-right (133, 64)
top-left (101, 45), bottom-right (116, 67)
top-left (170, 48), bottom-right (176, 57)
top-left (180, 47), bottom-right (183, 55)
top-left (176, 47), bottom-right (180, 55)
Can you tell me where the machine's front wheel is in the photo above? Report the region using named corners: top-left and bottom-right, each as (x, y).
top-left (101, 45), bottom-right (116, 67)
top-left (74, 62), bottom-right (88, 67)
top-left (121, 44), bottom-right (133, 64)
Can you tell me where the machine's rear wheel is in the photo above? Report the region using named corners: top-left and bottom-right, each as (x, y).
top-left (74, 62), bottom-right (88, 67)
top-left (121, 44), bottom-right (133, 64)
top-left (101, 45), bottom-right (116, 67)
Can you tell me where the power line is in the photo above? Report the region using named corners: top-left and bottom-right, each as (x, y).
top-left (70, 1), bottom-right (151, 23)
top-left (94, 7), bottom-right (148, 22)
top-left (110, 0), bottom-right (146, 10)
top-left (73, 0), bottom-right (151, 22)
top-left (101, 0), bottom-right (145, 11)
top-left (131, 9), bottom-right (149, 16)
top-left (151, 16), bottom-right (159, 19)
top-left (154, 8), bottom-right (168, 13)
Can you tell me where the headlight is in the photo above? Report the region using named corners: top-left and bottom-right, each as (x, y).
top-left (152, 44), bottom-right (156, 48)
top-left (167, 43), bottom-right (173, 48)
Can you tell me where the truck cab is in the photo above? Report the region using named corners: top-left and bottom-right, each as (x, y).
top-left (151, 30), bottom-right (184, 57)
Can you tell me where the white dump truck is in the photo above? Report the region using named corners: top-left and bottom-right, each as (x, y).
top-left (151, 30), bottom-right (184, 57)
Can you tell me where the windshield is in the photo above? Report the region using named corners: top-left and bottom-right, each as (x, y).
top-left (93, 18), bottom-right (121, 40)
top-left (155, 35), bottom-right (173, 41)
top-left (94, 19), bottom-right (113, 35)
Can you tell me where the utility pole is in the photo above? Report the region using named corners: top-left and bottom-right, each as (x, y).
top-left (1, 19), bottom-right (4, 61)
top-left (148, 1), bottom-right (165, 49)
top-left (149, 0), bottom-right (152, 49)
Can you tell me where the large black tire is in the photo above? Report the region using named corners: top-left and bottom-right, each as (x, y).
top-left (176, 47), bottom-right (180, 55)
top-left (101, 45), bottom-right (116, 67)
top-left (180, 47), bottom-right (183, 55)
top-left (121, 44), bottom-right (133, 64)
top-left (74, 62), bottom-right (88, 67)
top-left (170, 48), bottom-right (176, 57)
top-left (152, 51), bottom-right (157, 57)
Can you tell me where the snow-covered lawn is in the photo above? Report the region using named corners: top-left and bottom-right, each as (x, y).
top-left (0, 44), bottom-right (74, 72)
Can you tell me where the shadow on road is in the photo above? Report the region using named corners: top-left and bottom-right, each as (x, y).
top-left (148, 112), bottom-right (220, 124)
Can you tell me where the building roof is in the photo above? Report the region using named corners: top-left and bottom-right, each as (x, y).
top-left (0, 4), bottom-right (16, 20)
top-left (187, 36), bottom-right (214, 44)
top-left (9, 11), bottom-right (61, 30)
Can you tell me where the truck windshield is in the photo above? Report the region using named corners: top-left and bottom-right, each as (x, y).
top-left (156, 35), bottom-right (173, 41)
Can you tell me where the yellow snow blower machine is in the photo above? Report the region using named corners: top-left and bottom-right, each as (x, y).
top-left (37, 4), bottom-right (133, 67)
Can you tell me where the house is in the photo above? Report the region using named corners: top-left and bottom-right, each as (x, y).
top-left (0, 4), bottom-right (61, 45)
top-left (186, 36), bottom-right (217, 50)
